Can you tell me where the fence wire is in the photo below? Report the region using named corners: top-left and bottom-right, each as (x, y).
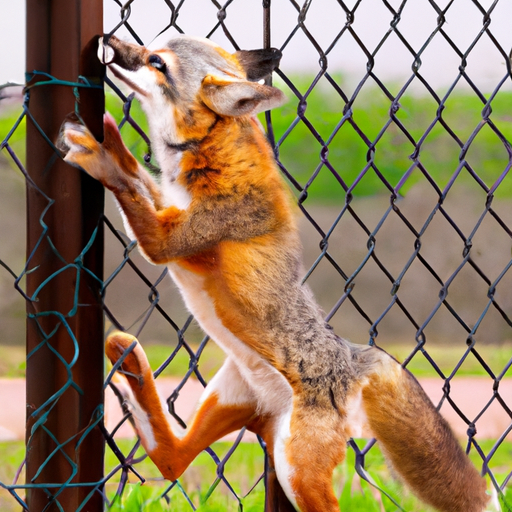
top-left (1, 0), bottom-right (512, 510)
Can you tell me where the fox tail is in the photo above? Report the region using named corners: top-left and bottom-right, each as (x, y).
top-left (358, 348), bottom-right (489, 512)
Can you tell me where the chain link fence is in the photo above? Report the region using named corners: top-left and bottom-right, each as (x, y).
top-left (1, 0), bottom-right (512, 510)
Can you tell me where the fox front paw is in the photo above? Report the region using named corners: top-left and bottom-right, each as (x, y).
top-left (58, 112), bottom-right (138, 188)
top-left (58, 113), bottom-right (106, 180)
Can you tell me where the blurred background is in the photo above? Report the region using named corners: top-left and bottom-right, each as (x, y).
top-left (2, 1), bottom-right (512, 359)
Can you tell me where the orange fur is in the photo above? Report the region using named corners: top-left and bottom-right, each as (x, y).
top-left (287, 406), bottom-right (347, 511)
top-left (362, 365), bottom-right (489, 512)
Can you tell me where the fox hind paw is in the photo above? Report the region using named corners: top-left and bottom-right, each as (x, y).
top-left (105, 332), bottom-right (152, 385)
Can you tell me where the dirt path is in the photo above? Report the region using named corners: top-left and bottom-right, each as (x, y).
top-left (1, 377), bottom-right (511, 442)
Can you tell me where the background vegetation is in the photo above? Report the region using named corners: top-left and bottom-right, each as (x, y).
top-left (100, 77), bottom-right (512, 201)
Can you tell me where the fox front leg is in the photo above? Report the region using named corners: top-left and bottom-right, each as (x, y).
top-left (61, 114), bottom-right (276, 265)
top-left (60, 113), bottom-right (192, 264)
top-left (59, 113), bottom-right (177, 261)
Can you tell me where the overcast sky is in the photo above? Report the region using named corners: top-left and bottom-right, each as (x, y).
top-left (2, 1), bottom-right (512, 93)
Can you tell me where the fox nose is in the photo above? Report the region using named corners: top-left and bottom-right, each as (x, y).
top-left (98, 37), bottom-right (115, 65)
top-left (96, 34), bottom-right (147, 71)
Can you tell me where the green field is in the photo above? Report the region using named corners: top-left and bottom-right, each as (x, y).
top-left (1, 437), bottom-right (511, 512)
top-left (4, 77), bottom-right (509, 201)
top-left (103, 438), bottom-right (512, 512)
top-left (100, 76), bottom-right (512, 202)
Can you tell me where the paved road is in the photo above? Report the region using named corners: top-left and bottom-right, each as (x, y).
top-left (1, 377), bottom-right (511, 442)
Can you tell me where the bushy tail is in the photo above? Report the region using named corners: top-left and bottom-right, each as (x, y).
top-left (360, 349), bottom-right (489, 512)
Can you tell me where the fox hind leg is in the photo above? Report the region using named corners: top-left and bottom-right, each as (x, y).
top-left (107, 333), bottom-right (299, 510)
top-left (105, 332), bottom-right (261, 482)
top-left (275, 404), bottom-right (347, 512)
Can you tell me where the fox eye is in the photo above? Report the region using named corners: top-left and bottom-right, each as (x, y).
top-left (149, 54), bottom-right (166, 72)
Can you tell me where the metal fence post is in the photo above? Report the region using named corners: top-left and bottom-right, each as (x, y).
top-left (25, 1), bottom-right (104, 510)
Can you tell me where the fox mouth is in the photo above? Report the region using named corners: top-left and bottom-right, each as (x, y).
top-left (107, 64), bottom-right (149, 98)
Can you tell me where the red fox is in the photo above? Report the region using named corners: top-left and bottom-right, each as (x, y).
top-left (59, 35), bottom-right (490, 511)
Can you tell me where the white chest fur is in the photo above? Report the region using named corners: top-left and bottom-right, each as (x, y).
top-left (162, 178), bottom-right (192, 210)
top-left (167, 262), bottom-right (293, 416)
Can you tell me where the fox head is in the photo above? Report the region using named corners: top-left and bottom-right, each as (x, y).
top-left (98, 35), bottom-right (286, 149)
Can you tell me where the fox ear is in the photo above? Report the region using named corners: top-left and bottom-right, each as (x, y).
top-left (234, 48), bottom-right (282, 81)
top-left (200, 75), bottom-right (286, 117)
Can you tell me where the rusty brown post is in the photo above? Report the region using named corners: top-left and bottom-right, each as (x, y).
top-left (25, 1), bottom-right (105, 511)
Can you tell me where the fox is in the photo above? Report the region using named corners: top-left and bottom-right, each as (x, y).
top-left (58, 34), bottom-right (490, 512)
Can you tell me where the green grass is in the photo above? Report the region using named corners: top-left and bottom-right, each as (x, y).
top-left (104, 440), bottom-right (266, 511)
top-left (0, 345), bottom-right (25, 378)
top-left (102, 436), bottom-right (512, 512)
top-left (1, 436), bottom-right (511, 512)
top-left (266, 75), bottom-right (512, 201)
top-left (0, 103), bottom-right (26, 180)
top-left (386, 342), bottom-right (512, 379)
top-left (97, 437), bottom-right (512, 510)
top-left (141, 342), bottom-right (226, 382)
top-left (0, 341), bottom-right (511, 379)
